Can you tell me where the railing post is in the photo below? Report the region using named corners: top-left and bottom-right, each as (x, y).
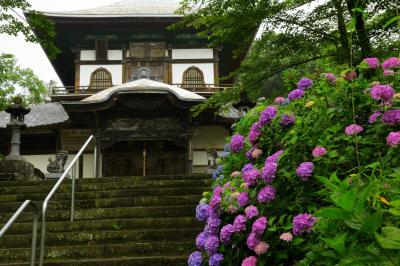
top-left (70, 163), bottom-right (76, 222)
top-left (30, 206), bottom-right (38, 266)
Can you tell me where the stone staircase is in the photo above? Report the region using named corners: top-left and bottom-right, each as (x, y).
top-left (0, 174), bottom-right (210, 265)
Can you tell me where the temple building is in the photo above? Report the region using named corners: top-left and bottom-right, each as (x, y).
top-left (0, 0), bottom-right (244, 178)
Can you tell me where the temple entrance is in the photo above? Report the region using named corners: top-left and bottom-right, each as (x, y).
top-left (102, 140), bottom-right (185, 177)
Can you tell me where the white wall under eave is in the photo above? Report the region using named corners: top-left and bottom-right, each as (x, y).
top-left (80, 65), bottom-right (122, 86)
top-left (80, 50), bottom-right (123, 61)
top-left (192, 125), bottom-right (229, 167)
top-left (172, 49), bottom-right (214, 60)
top-left (172, 63), bottom-right (214, 84)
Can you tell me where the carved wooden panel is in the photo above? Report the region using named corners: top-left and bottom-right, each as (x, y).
top-left (129, 42), bottom-right (166, 59)
top-left (131, 62), bottom-right (164, 82)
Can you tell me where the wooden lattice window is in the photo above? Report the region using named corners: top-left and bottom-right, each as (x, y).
top-left (182, 66), bottom-right (206, 89)
top-left (89, 67), bottom-right (113, 90)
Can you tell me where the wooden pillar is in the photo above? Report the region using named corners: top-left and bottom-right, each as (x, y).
top-left (186, 135), bottom-right (193, 174)
top-left (94, 136), bottom-right (102, 178)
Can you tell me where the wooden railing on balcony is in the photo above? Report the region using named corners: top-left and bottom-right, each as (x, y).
top-left (51, 84), bottom-right (232, 96)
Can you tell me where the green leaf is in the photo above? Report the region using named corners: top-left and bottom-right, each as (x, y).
top-left (384, 16), bottom-right (400, 28)
top-left (381, 227), bottom-right (400, 241)
top-left (321, 233), bottom-right (347, 255)
top-left (388, 208), bottom-right (400, 216)
top-left (316, 207), bottom-right (351, 220)
top-left (331, 189), bottom-right (357, 212)
top-left (375, 232), bottom-right (400, 249)
top-left (390, 199), bottom-right (400, 208)
top-left (360, 211), bottom-right (382, 234)
top-left (292, 237), bottom-right (305, 245)
top-left (316, 176), bottom-right (338, 191)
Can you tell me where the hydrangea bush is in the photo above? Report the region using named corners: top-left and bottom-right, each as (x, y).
top-left (189, 57), bottom-right (400, 266)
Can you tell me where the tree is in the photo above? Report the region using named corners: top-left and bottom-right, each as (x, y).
top-left (0, 53), bottom-right (47, 110)
top-left (177, 0), bottom-right (399, 114)
top-left (0, 0), bottom-right (59, 58)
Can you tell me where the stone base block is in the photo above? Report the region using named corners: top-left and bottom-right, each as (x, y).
top-left (0, 159), bottom-right (36, 181)
top-left (45, 173), bottom-right (70, 179)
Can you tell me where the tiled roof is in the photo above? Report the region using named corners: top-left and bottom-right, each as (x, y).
top-left (42, 0), bottom-right (182, 18)
top-left (80, 79), bottom-right (205, 103)
top-left (0, 103), bottom-right (69, 129)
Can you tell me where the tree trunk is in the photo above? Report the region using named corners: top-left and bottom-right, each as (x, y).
top-left (346, 0), bottom-right (372, 58)
top-left (333, 0), bottom-right (351, 63)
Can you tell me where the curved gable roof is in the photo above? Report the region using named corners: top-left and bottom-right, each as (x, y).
top-left (42, 0), bottom-right (182, 18)
top-left (80, 79), bottom-right (205, 104)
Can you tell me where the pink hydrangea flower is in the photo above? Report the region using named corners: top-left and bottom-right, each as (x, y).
top-left (251, 148), bottom-right (263, 159)
top-left (252, 216), bottom-right (268, 236)
top-left (382, 57), bottom-right (400, 69)
top-left (384, 69), bottom-right (395, 76)
top-left (246, 232), bottom-right (260, 250)
top-left (241, 256), bottom-right (257, 266)
top-left (369, 112), bottom-right (381, 124)
top-left (233, 215), bottom-right (247, 232)
top-left (231, 171), bottom-right (241, 177)
top-left (345, 124), bottom-right (363, 135)
top-left (323, 73), bottom-right (336, 84)
top-left (387, 131), bottom-right (400, 147)
top-left (362, 57), bottom-right (379, 69)
top-left (254, 241), bottom-right (270, 255)
top-left (274, 96), bottom-right (286, 104)
top-left (312, 146), bottom-right (327, 157)
top-left (245, 205), bottom-right (259, 219)
top-left (344, 70), bottom-right (357, 81)
top-left (280, 232), bottom-right (293, 242)
top-left (370, 84), bottom-right (394, 105)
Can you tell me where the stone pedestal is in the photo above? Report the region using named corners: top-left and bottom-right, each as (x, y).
top-left (45, 173), bottom-right (70, 179)
top-left (0, 160), bottom-right (36, 181)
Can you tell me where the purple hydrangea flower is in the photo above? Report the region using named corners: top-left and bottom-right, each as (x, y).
top-left (266, 149), bottom-right (284, 164)
top-left (242, 164), bottom-right (260, 186)
top-left (288, 89), bottom-right (305, 100)
top-left (387, 131), bottom-right (400, 147)
top-left (246, 232), bottom-right (260, 250)
top-left (196, 203), bottom-right (210, 221)
top-left (259, 106), bottom-right (277, 126)
top-left (363, 57), bottom-right (380, 69)
top-left (369, 112), bottom-right (381, 124)
top-left (237, 192), bottom-right (250, 207)
top-left (246, 146), bottom-right (257, 161)
top-left (252, 216), bottom-right (268, 236)
top-left (296, 162), bottom-right (314, 181)
top-left (323, 73), bottom-right (336, 84)
top-left (204, 236), bottom-right (220, 255)
top-left (196, 232), bottom-right (207, 249)
top-left (297, 78), bottom-right (313, 90)
top-left (292, 213), bottom-right (317, 235)
top-left (280, 114), bottom-right (296, 127)
top-left (233, 214), bottom-right (247, 232)
top-left (209, 253), bottom-right (224, 266)
top-left (230, 134), bottom-right (245, 153)
top-left (205, 218), bottom-right (222, 236)
top-left (382, 109), bottom-right (400, 125)
top-left (370, 84), bottom-right (394, 105)
top-left (382, 57), bottom-right (400, 69)
top-left (220, 224), bottom-right (235, 244)
top-left (345, 124), bottom-right (363, 135)
top-left (312, 146), bottom-right (327, 157)
top-left (249, 122), bottom-right (262, 144)
top-left (245, 205), bottom-right (259, 219)
top-left (257, 186), bottom-right (276, 203)
top-left (188, 251), bottom-right (202, 266)
top-left (261, 162), bottom-right (277, 183)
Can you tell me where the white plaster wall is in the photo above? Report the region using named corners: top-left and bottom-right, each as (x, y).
top-left (172, 49), bottom-right (214, 60)
top-left (81, 50), bottom-right (96, 61)
top-left (172, 63), bottom-right (214, 84)
top-left (80, 65), bottom-right (122, 86)
top-left (192, 125), bottom-right (229, 166)
top-left (80, 50), bottom-right (123, 61)
top-left (24, 154), bottom-right (100, 179)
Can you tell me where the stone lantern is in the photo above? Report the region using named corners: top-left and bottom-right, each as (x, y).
top-left (5, 96), bottom-right (31, 161)
top-left (0, 96), bottom-right (36, 181)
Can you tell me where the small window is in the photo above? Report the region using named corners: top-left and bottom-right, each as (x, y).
top-left (89, 67), bottom-right (113, 90)
top-left (95, 40), bottom-right (108, 60)
top-left (181, 66), bottom-right (206, 89)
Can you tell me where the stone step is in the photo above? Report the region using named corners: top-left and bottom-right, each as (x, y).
top-left (0, 195), bottom-right (201, 212)
top-left (4, 217), bottom-right (201, 235)
top-left (0, 174), bottom-right (211, 188)
top-left (0, 255), bottom-right (188, 266)
top-left (0, 241), bottom-right (193, 262)
top-left (0, 205), bottom-right (196, 223)
top-left (0, 179), bottom-right (211, 195)
top-left (0, 187), bottom-right (208, 203)
top-left (0, 228), bottom-right (199, 248)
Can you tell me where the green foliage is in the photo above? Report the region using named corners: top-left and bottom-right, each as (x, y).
top-left (0, 0), bottom-right (59, 58)
top-left (195, 56), bottom-right (400, 265)
top-left (0, 53), bottom-right (47, 110)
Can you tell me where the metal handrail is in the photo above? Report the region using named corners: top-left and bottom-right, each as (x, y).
top-left (0, 200), bottom-right (39, 266)
top-left (38, 135), bottom-right (95, 266)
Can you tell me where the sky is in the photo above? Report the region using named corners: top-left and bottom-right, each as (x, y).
top-left (0, 0), bottom-right (120, 85)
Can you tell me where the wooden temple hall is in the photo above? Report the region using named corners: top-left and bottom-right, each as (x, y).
top-left (0, 0), bottom-right (244, 178)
